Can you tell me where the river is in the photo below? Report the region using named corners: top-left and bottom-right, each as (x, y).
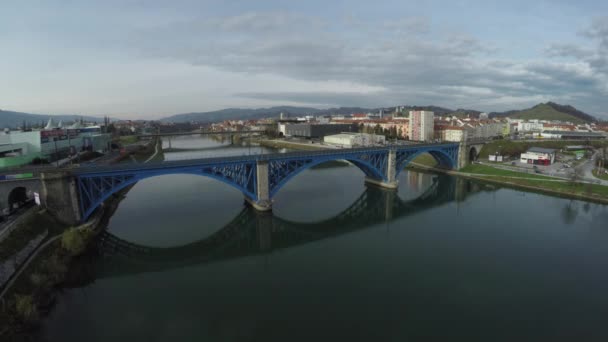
top-left (40, 135), bottom-right (608, 341)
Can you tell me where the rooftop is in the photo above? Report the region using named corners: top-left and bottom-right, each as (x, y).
top-left (527, 147), bottom-right (557, 154)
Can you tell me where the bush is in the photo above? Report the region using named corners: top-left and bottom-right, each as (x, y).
top-left (61, 228), bottom-right (94, 256)
top-left (14, 294), bottom-right (38, 322)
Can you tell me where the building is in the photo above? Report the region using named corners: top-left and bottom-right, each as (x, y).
top-left (479, 112), bottom-right (489, 120)
top-left (439, 126), bottom-right (466, 142)
top-left (0, 122), bottom-right (111, 168)
top-left (520, 147), bottom-right (557, 165)
top-left (408, 111), bottom-right (434, 142)
top-left (517, 121), bottom-right (544, 132)
top-left (284, 123), bottom-right (357, 138)
top-left (540, 130), bottom-right (607, 140)
top-left (323, 133), bottom-right (385, 147)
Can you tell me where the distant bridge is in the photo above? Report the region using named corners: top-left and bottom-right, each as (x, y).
top-left (138, 130), bottom-right (265, 138)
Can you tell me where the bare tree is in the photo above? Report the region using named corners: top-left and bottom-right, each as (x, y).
top-left (569, 166), bottom-right (585, 189)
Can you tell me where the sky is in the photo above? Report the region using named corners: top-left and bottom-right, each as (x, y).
top-left (2, 0), bottom-right (608, 119)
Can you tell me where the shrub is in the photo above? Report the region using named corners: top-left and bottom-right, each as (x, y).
top-left (14, 294), bottom-right (38, 322)
top-left (61, 228), bottom-right (94, 256)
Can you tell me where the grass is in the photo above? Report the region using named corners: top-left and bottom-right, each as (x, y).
top-left (486, 176), bottom-right (608, 198)
top-left (116, 135), bottom-right (139, 145)
top-left (409, 153), bottom-right (438, 167)
top-left (0, 211), bottom-right (64, 261)
top-left (460, 163), bottom-right (556, 180)
top-left (478, 140), bottom-right (608, 159)
top-left (593, 169), bottom-right (608, 181)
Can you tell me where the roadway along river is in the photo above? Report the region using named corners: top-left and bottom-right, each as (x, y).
top-left (40, 136), bottom-right (608, 341)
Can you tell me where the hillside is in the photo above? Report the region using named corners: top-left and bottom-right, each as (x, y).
top-left (161, 106), bottom-right (367, 122)
top-left (0, 110), bottom-right (103, 128)
top-left (490, 102), bottom-right (596, 123)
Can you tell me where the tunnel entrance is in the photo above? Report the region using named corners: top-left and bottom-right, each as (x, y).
top-left (8, 187), bottom-right (29, 211)
top-left (468, 147), bottom-right (478, 163)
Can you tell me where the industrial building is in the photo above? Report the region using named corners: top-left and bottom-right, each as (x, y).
top-left (323, 133), bottom-right (385, 147)
top-left (284, 123), bottom-right (357, 138)
top-left (0, 119), bottom-right (111, 168)
top-left (540, 130), bottom-right (606, 140)
top-left (408, 111), bottom-right (434, 142)
top-left (520, 147), bottom-right (557, 165)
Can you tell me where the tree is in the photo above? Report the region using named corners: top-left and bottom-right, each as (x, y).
top-left (568, 166), bottom-right (585, 189)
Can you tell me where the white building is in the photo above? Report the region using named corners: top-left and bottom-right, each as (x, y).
top-left (441, 127), bottom-right (466, 142)
top-left (520, 147), bottom-right (556, 165)
top-left (323, 133), bottom-right (385, 147)
top-left (517, 121), bottom-right (544, 132)
top-left (408, 111), bottom-right (434, 142)
top-left (479, 112), bottom-right (489, 120)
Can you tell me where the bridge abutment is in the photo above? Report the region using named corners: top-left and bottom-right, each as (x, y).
top-left (40, 172), bottom-right (81, 225)
top-left (246, 161), bottom-right (272, 212)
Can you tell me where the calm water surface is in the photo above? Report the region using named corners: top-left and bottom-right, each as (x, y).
top-left (40, 136), bottom-right (608, 341)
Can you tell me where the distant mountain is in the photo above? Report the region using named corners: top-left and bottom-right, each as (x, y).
top-left (400, 105), bottom-right (454, 116)
top-left (160, 106), bottom-right (358, 122)
top-left (161, 105), bottom-right (469, 123)
top-left (490, 102), bottom-right (597, 123)
top-left (0, 109), bottom-right (103, 129)
top-left (447, 108), bottom-right (484, 118)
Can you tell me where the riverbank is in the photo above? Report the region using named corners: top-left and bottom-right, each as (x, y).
top-left (0, 137), bottom-right (161, 340)
top-left (409, 162), bottom-right (608, 205)
top-left (256, 138), bottom-right (331, 151)
top-left (0, 185), bottom-right (132, 340)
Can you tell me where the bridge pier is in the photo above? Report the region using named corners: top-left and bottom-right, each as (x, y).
top-left (40, 172), bottom-right (81, 225)
top-left (364, 149), bottom-right (398, 190)
top-left (246, 161), bottom-right (272, 212)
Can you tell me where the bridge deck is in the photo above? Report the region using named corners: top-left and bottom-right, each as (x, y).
top-left (72, 143), bottom-right (459, 175)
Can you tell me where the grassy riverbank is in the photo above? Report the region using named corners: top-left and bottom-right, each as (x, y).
top-left (460, 164), bottom-right (558, 180)
top-left (593, 169), bottom-right (608, 181)
top-left (257, 139), bottom-right (328, 151)
top-left (0, 211), bottom-right (63, 262)
top-left (0, 185), bottom-right (131, 340)
top-left (409, 162), bottom-right (608, 203)
top-left (478, 140), bottom-right (608, 159)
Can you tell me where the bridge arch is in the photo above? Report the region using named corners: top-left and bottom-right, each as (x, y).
top-left (77, 162), bottom-right (257, 222)
top-left (268, 154), bottom-right (387, 197)
top-left (395, 146), bottom-right (458, 175)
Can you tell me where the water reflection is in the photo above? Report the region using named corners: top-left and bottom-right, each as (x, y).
top-left (96, 175), bottom-right (489, 278)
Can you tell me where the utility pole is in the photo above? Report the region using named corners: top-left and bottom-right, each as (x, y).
top-left (54, 137), bottom-right (59, 167)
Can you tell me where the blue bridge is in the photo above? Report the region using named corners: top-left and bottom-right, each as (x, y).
top-left (72, 143), bottom-right (460, 222)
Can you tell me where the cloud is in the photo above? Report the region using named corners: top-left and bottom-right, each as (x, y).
top-left (122, 11), bottom-right (608, 116)
top-left (545, 44), bottom-right (592, 59)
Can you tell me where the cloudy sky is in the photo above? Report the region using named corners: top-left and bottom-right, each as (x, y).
top-left (2, 0), bottom-right (608, 119)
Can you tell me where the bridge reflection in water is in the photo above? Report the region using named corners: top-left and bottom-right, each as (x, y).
top-left (96, 174), bottom-right (487, 279)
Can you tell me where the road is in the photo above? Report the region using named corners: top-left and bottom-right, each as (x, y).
top-left (579, 151), bottom-right (608, 185)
